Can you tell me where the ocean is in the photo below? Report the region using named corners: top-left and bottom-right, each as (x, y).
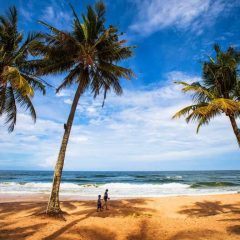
top-left (0, 170), bottom-right (240, 198)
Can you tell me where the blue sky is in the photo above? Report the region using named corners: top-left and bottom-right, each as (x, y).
top-left (0, 0), bottom-right (240, 170)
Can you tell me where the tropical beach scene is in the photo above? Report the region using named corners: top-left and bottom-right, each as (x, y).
top-left (0, 0), bottom-right (240, 239)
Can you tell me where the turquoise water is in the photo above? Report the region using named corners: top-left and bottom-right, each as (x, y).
top-left (0, 170), bottom-right (240, 198)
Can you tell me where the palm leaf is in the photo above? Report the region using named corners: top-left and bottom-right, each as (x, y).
top-left (0, 86), bottom-right (6, 115)
top-left (175, 81), bottom-right (215, 100)
top-left (56, 66), bottom-right (82, 93)
top-left (14, 89), bottom-right (36, 122)
top-left (2, 66), bottom-right (34, 96)
top-left (4, 87), bottom-right (17, 132)
top-left (172, 104), bottom-right (206, 119)
top-left (211, 98), bottom-right (240, 113)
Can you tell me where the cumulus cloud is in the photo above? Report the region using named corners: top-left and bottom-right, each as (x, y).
top-left (19, 8), bottom-right (33, 22)
top-left (0, 71), bottom-right (238, 170)
top-left (41, 1), bottom-right (71, 29)
top-left (130, 0), bottom-right (238, 36)
top-left (56, 89), bottom-right (71, 97)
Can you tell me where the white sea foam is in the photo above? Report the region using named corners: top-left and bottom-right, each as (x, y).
top-left (166, 175), bottom-right (182, 180)
top-left (0, 181), bottom-right (239, 198)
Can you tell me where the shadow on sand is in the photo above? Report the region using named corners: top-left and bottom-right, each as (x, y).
top-left (2, 199), bottom-right (240, 239)
top-left (177, 200), bottom-right (240, 237)
top-left (0, 199), bottom-right (154, 240)
top-left (0, 201), bottom-right (46, 219)
top-left (226, 225), bottom-right (240, 235)
top-left (178, 200), bottom-right (240, 217)
top-left (43, 199), bottom-right (154, 240)
top-left (0, 223), bottom-right (47, 240)
top-left (64, 219), bottom-right (158, 240)
top-left (169, 229), bottom-right (219, 240)
top-left (126, 220), bottom-right (158, 240)
top-left (0, 201), bottom-right (47, 240)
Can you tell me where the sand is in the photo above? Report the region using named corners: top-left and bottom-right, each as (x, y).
top-left (1, 193), bottom-right (240, 240)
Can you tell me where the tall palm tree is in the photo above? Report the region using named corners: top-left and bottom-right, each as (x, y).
top-left (33, 1), bottom-right (134, 214)
top-left (0, 6), bottom-right (45, 132)
top-left (173, 45), bottom-right (240, 145)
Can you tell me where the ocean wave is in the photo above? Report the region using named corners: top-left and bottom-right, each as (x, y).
top-left (166, 176), bottom-right (182, 180)
top-left (135, 175), bottom-right (148, 179)
top-left (190, 181), bottom-right (239, 188)
top-left (93, 174), bottom-right (116, 178)
top-left (0, 181), bottom-right (239, 197)
top-left (131, 177), bottom-right (183, 185)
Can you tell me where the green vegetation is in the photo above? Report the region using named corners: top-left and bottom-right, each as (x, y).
top-left (31, 1), bottom-right (134, 214)
top-left (0, 2), bottom-right (240, 217)
top-left (0, 7), bottom-right (45, 132)
top-left (173, 45), bottom-right (240, 145)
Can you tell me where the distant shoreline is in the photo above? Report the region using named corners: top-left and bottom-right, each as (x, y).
top-left (0, 192), bottom-right (239, 203)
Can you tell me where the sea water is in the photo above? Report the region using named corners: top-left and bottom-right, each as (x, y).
top-left (0, 170), bottom-right (240, 198)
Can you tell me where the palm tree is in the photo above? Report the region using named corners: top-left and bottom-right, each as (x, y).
top-left (0, 6), bottom-right (45, 132)
top-left (33, 1), bottom-right (134, 214)
top-left (173, 45), bottom-right (240, 145)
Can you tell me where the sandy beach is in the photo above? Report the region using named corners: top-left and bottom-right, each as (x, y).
top-left (0, 193), bottom-right (240, 240)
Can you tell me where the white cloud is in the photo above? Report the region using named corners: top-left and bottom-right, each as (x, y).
top-left (19, 8), bottom-right (32, 22)
top-left (0, 71), bottom-right (239, 170)
top-left (56, 89), bottom-right (71, 97)
top-left (41, 1), bottom-right (71, 30)
top-left (130, 0), bottom-right (237, 36)
top-left (38, 154), bottom-right (57, 168)
top-left (70, 135), bottom-right (89, 143)
top-left (64, 99), bottom-right (73, 105)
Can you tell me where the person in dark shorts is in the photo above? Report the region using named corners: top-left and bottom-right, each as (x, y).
top-left (97, 195), bottom-right (102, 212)
top-left (104, 189), bottom-right (110, 210)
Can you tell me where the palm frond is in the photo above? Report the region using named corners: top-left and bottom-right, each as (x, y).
top-left (4, 87), bottom-right (17, 132)
top-left (175, 81), bottom-right (215, 100)
top-left (0, 86), bottom-right (6, 115)
top-left (2, 67), bottom-right (34, 96)
top-left (0, 6), bottom-right (46, 132)
top-left (21, 73), bottom-right (46, 94)
top-left (211, 98), bottom-right (240, 113)
top-left (196, 108), bottom-right (222, 133)
top-left (172, 104), bottom-right (206, 119)
top-left (14, 89), bottom-right (36, 122)
top-left (56, 66), bottom-right (82, 93)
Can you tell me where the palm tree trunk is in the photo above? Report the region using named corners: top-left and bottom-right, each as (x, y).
top-left (46, 83), bottom-right (82, 214)
top-left (228, 115), bottom-right (240, 147)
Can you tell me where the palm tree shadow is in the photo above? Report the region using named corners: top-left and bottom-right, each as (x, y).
top-left (169, 229), bottom-right (219, 240)
top-left (61, 201), bottom-right (78, 211)
top-left (62, 199), bottom-right (154, 220)
top-left (178, 201), bottom-right (240, 217)
top-left (0, 223), bottom-right (47, 240)
top-left (0, 202), bottom-right (49, 240)
top-left (126, 220), bottom-right (157, 240)
top-left (67, 226), bottom-right (117, 240)
top-left (88, 199), bottom-right (154, 219)
top-left (43, 199), bottom-right (154, 240)
top-left (0, 201), bottom-right (46, 219)
top-left (227, 225), bottom-right (240, 235)
top-left (42, 207), bottom-right (96, 240)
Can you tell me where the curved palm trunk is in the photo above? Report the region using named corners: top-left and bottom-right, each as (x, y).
top-left (228, 115), bottom-right (240, 147)
top-left (46, 83), bottom-right (82, 214)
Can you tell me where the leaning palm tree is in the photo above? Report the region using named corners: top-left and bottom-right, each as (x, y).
top-left (33, 1), bottom-right (134, 214)
top-left (0, 6), bottom-right (45, 132)
top-left (173, 45), bottom-right (240, 145)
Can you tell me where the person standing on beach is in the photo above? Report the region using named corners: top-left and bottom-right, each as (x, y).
top-left (97, 195), bottom-right (103, 212)
top-left (104, 189), bottom-right (110, 210)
